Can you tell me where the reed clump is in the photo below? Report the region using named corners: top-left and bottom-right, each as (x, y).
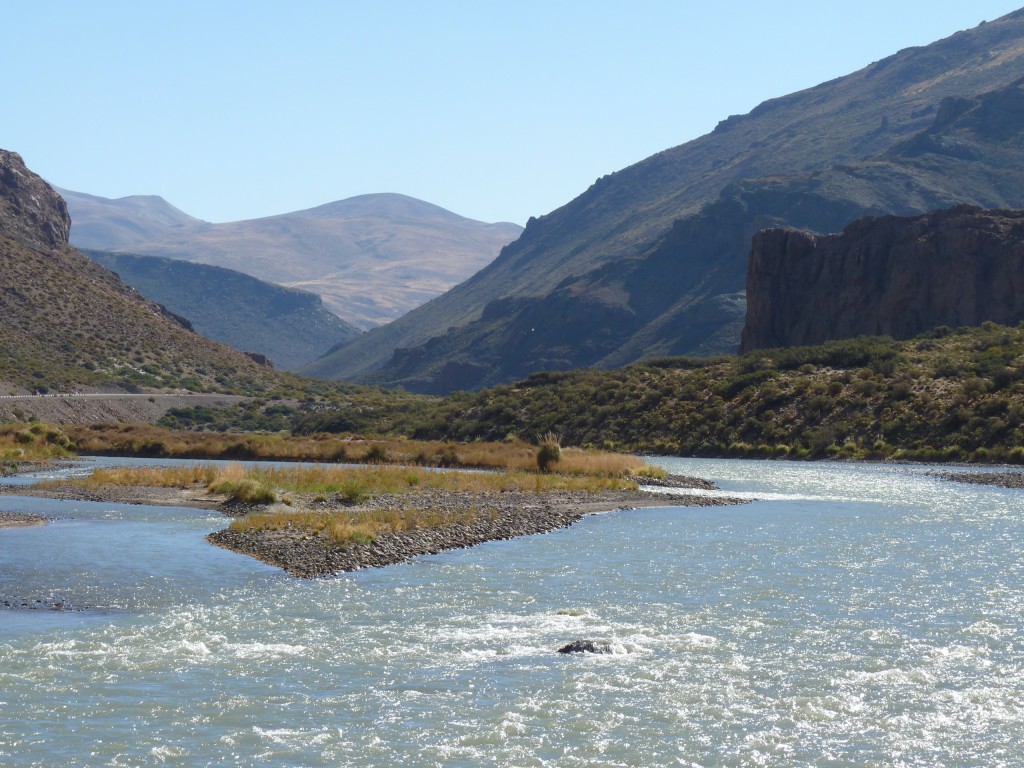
top-left (209, 477), bottom-right (278, 505)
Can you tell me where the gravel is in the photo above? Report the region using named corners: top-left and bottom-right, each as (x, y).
top-left (208, 481), bottom-right (741, 578)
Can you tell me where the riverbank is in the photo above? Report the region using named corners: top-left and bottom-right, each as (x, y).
top-left (0, 459), bottom-right (52, 478)
top-left (0, 482), bottom-right (223, 510)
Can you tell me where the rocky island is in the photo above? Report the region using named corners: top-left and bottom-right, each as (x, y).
top-left (1, 454), bottom-right (739, 579)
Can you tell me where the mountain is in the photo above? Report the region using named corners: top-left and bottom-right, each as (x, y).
top-left (741, 205), bottom-right (1024, 352)
top-left (0, 150), bottom-right (279, 394)
top-left (61, 191), bottom-right (522, 330)
top-left (305, 9), bottom-right (1024, 393)
top-left (85, 250), bottom-right (362, 370)
top-left (55, 188), bottom-right (202, 249)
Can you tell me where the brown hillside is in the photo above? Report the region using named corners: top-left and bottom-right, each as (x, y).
top-left (0, 150), bottom-right (278, 395)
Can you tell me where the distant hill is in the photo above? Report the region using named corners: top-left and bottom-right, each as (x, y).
top-left (305, 9), bottom-right (1024, 393)
top-left (0, 150), bottom-right (279, 394)
top-left (55, 188), bottom-right (202, 249)
top-left (61, 190), bottom-right (522, 330)
top-left (85, 251), bottom-right (362, 370)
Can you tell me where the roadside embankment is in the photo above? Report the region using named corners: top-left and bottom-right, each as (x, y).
top-left (0, 392), bottom-right (248, 425)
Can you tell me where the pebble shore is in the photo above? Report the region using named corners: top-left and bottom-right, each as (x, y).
top-left (0, 511), bottom-right (47, 528)
top-left (0, 467), bottom-right (740, 579)
top-left (208, 480), bottom-right (741, 578)
top-left (933, 470), bottom-right (1024, 489)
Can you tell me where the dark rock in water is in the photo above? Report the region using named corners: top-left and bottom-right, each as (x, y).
top-left (557, 640), bottom-right (614, 655)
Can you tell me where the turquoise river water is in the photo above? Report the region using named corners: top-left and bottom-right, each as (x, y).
top-left (1, 457), bottom-right (1022, 766)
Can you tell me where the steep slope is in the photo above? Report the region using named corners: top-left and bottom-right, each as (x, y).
top-left (63, 191), bottom-right (522, 329)
top-left (741, 205), bottom-right (1024, 351)
top-left (86, 251), bottom-right (362, 370)
top-left (0, 150), bottom-right (278, 394)
top-left (307, 8), bottom-right (1024, 391)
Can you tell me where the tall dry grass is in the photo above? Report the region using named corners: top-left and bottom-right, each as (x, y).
top-left (63, 424), bottom-right (654, 477)
top-left (0, 423), bottom-right (74, 462)
top-left (229, 504), bottom-right (491, 546)
top-left (52, 464), bottom-right (220, 488)
top-left (48, 461), bottom-right (640, 498)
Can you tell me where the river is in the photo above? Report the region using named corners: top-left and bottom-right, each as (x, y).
top-left (1, 457), bottom-right (1021, 766)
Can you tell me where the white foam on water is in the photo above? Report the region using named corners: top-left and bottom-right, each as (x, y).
top-left (225, 641), bottom-right (306, 659)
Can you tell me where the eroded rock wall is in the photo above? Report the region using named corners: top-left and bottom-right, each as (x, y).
top-left (741, 205), bottom-right (1024, 351)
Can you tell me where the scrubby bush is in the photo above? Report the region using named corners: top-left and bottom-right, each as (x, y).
top-left (536, 433), bottom-right (562, 472)
top-left (336, 480), bottom-right (370, 505)
top-left (210, 478), bottom-right (277, 505)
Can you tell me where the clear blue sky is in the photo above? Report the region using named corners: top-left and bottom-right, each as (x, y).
top-left (5, 1), bottom-right (1022, 225)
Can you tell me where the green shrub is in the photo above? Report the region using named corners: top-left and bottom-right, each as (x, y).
top-left (336, 480), bottom-right (370, 505)
top-left (210, 478), bottom-right (277, 505)
top-left (361, 445), bottom-right (390, 464)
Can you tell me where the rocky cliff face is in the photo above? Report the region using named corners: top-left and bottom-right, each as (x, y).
top-left (0, 150), bottom-right (70, 249)
top-left (741, 205), bottom-right (1024, 352)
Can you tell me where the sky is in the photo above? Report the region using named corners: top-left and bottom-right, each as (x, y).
top-left (5, 1), bottom-right (1023, 226)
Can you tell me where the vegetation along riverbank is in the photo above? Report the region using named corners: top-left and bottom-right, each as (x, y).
top-left (6, 445), bottom-right (737, 577)
top-left (58, 324), bottom-right (1024, 466)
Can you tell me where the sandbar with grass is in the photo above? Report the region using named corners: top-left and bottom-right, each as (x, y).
top-left (5, 448), bottom-right (741, 577)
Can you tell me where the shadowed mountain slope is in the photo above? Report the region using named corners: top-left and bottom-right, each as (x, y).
top-left (85, 251), bottom-right (362, 371)
top-left (306, 9), bottom-right (1024, 393)
top-left (62, 191), bottom-right (522, 330)
top-left (0, 150), bottom-right (278, 394)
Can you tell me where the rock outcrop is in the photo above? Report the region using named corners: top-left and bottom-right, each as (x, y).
top-left (741, 205), bottom-right (1024, 352)
top-left (0, 150), bottom-right (71, 248)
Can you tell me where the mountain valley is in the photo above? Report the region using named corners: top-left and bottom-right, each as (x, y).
top-left (61, 189), bottom-right (522, 330)
top-left (85, 250), bottom-right (361, 370)
top-left (306, 9), bottom-right (1024, 393)
top-left (0, 150), bottom-right (280, 395)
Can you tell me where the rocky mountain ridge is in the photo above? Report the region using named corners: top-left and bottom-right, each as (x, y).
top-left (306, 9), bottom-right (1024, 393)
top-left (741, 205), bottom-right (1024, 352)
